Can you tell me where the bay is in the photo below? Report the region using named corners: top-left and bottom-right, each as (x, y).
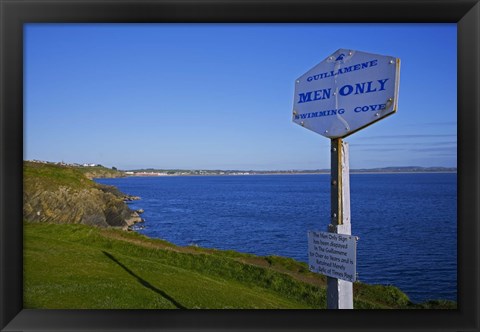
top-left (95, 173), bottom-right (457, 303)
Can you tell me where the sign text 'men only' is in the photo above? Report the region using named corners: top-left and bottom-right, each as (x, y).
top-left (292, 49), bottom-right (401, 139)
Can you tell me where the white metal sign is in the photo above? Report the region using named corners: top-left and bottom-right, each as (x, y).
top-left (293, 49), bottom-right (400, 138)
top-left (308, 230), bottom-right (357, 282)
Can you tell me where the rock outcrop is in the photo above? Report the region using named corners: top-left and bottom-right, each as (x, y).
top-left (23, 161), bottom-right (142, 229)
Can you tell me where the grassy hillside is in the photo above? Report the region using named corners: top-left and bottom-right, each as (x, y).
top-left (24, 161), bottom-right (96, 191)
top-left (74, 165), bottom-right (126, 179)
top-left (23, 222), bottom-right (456, 309)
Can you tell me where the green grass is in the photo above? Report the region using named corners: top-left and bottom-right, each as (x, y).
top-left (23, 222), bottom-right (456, 309)
top-left (24, 162), bottom-right (95, 191)
top-left (23, 162), bottom-right (124, 193)
top-left (74, 165), bottom-right (125, 179)
top-left (24, 222), bottom-right (318, 309)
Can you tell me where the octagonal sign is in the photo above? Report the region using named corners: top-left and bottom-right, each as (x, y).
top-left (292, 49), bottom-right (400, 139)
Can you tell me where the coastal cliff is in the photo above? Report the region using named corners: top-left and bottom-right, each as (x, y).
top-left (22, 162), bottom-right (457, 309)
top-left (23, 161), bottom-right (142, 229)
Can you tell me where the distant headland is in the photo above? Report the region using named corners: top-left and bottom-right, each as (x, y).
top-left (26, 160), bottom-right (456, 177)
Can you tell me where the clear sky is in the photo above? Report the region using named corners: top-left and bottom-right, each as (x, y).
top-left (24, 23), bottom-right (456, 170)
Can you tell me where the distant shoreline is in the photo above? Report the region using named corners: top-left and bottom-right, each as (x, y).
top-left (124, 171), bottom-right (457, 177)
top-left (24, 160), bottom-right (457, 177)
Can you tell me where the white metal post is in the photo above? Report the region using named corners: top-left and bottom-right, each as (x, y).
top-left (327, 138), bottom-right (353, 309)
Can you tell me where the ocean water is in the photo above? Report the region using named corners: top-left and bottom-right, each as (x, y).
top-left (95, 173), bottom-right (457, 303)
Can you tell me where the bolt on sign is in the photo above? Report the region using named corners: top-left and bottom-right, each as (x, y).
top-left (292, 49), bottom-right (401, 138)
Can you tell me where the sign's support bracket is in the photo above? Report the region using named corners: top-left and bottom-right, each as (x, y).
top-left (327, 138), bottom-right (353, 309)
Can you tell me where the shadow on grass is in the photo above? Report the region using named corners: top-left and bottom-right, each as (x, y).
top-left (102, 251), bottom-right (186, 309)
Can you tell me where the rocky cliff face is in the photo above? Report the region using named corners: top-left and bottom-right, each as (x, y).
top-left (23, 162), bottom-right (142, 229)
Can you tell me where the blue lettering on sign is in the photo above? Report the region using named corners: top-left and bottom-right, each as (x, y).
top-left (298, 88), bottom-right (331, 103)
top-left (294, 109), bottom-right (345, 119)
top-left (306, 59), bottom-right (378, 82)
top-left (338, 79), bottom-right (389, 97)
top-left (339, 85), bottom-right (353, 96)
top-left (298, 78), bottom-right (389, 104)
top-left (353, 104), bottom-right (387, 112)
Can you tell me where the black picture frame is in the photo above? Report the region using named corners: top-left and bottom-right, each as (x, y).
top-left (1, 0), bottom-right (479, 331)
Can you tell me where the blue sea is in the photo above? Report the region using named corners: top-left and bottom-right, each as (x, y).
top-left (95, 173), bottom-right (457, 303)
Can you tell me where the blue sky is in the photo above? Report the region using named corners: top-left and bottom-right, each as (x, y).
top-left (24, 24), bottom-right (456, 170)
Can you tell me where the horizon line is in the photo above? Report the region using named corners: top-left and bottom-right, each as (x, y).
top-left (24, 159), bottom-right (457, 172)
